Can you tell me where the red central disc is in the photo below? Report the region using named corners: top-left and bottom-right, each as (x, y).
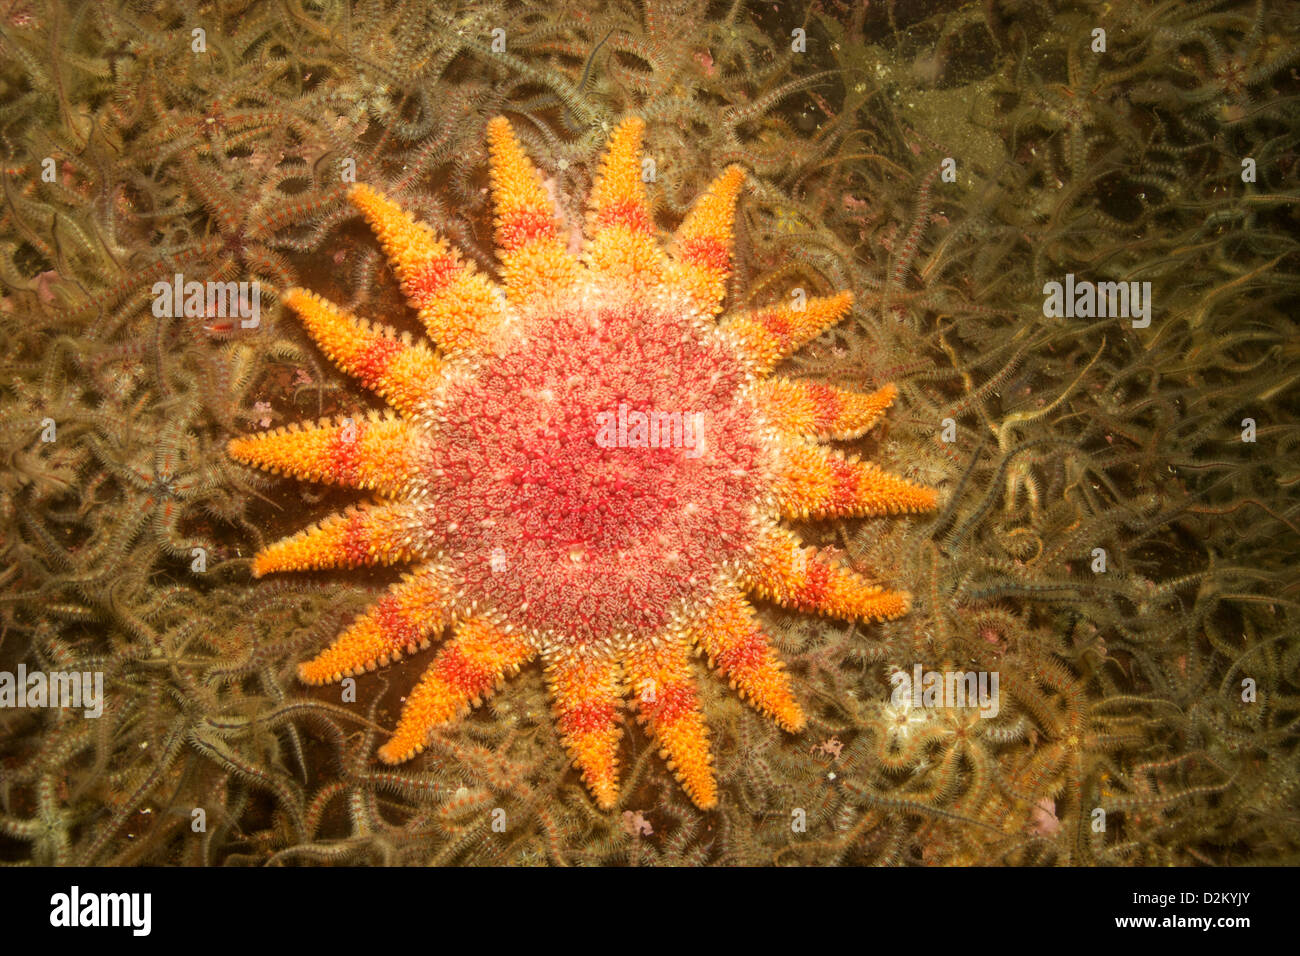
top-left (421, 299), bottom-right (765, 644)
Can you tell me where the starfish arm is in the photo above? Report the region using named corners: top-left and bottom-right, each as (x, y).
top-left (250, 501), bottom-right (419, 576)
top-left (378, 617), bottom-right (536, 763)
top-left (347, 183), bottom-right (505, 357)
top-left (754, 378), bottom-right (898, 441)
top-left (623, 638), bottom-right (717, 810)
top-left (666, 165), bottom-right (745, 316)
top-left (724, 290), bottom-right (854, 373)
top-left (774, 440), bottom-right (939, 519)
top-left (584, 115), bottom-right (663, 285)
top-left (280, 288), bottom-right (442, 413)
top-left (546, 654), bottom-right (625, 810)
top-left (689, 589), bottom-right (805, 732)
top-left (486, 116), bottom-right (581, 304)
top-left (228, 412), bottom-right (416, 497)
top-left (299, 568), bottom-right (453, 684)
top-left (745, 526), bottom-right (912, 622)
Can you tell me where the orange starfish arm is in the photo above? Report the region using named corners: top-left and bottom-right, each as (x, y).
top-left (666, 165), bottom-right (745, 316)
top-left (746, 526), bottom-right (911, 622)
top-left (584, 115), bottom-right (663, 285)
top-left (486, 116), bottom-right (581, 304)
top-left (251, 501), bottom-right (418, 576)
top-left (725, 290), bottom-right (854, 373)
top-left (690, 590), bottom-right (804, 733)
top-left (378, 617), bottom-right (535, 763)
top-left (774, 441), bottom-right (939, 520)
top-left (347, 183), bottom-right (505, 356)
top-left (228, 412), bottom-right (416, 496)
top-left (755, 378), bottom-right (898, 441)
top-left (280, 288), bottom-right (442, 413)
top-left (624, 638), bottom-right (717, 810)
top-left (299, 569), bottom-right (453, 684)
top-left (547, 654), bottom-right (625, 810)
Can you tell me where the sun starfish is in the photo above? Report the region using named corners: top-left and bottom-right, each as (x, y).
top-left (228, 116), bottom-right (938, 810)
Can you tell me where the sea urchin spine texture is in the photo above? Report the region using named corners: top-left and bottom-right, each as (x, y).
top-left (229, 114), bottom-right (937, 810)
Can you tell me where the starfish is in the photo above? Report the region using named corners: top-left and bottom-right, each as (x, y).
top-left (228, 116), bottom-right (938, 810)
